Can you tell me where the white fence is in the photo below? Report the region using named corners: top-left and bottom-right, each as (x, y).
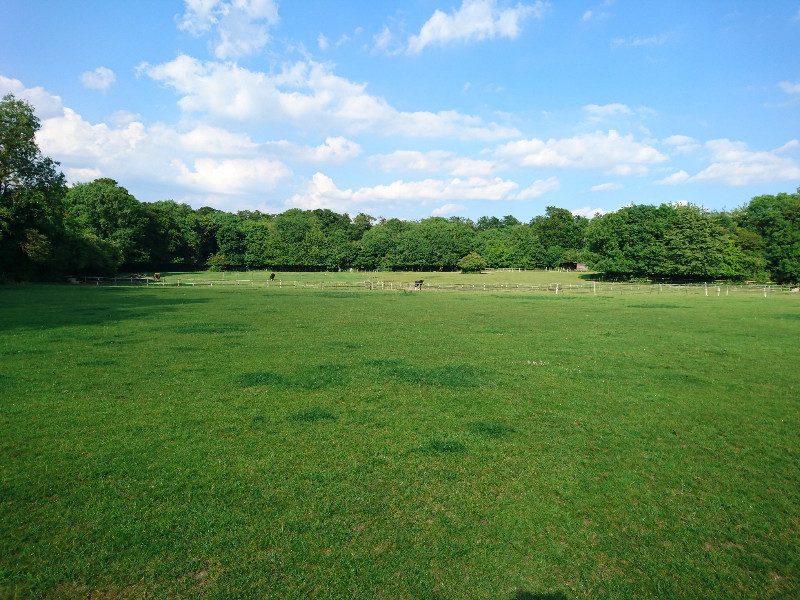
top-left (70, 276), bottom-right (799, 296)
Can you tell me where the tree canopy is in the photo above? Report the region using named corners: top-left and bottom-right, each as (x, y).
top-left (1, 95), bottom-right (797, 283)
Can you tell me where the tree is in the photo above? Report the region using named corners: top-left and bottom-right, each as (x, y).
top-left (458, 252), bottom-right (487, 273)
top-left (0, 94), bottom-right (68, 279)
top-left (737, 191), bottom-right (800, 283)
top-left (143, 200), bottom-right (204, 268)
top-left (65, 178), bottom-right (149, 267)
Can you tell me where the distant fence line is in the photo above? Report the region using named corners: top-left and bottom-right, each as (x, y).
top-left (70, 276), bottom-right (800, 296)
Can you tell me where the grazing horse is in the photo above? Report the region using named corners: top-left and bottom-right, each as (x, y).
top-left (153, 272), bottom-right (161, 281)
top-left (414, 279), bottom-right (424, 290)
top-left (269, 273), bottom-right (275, 281)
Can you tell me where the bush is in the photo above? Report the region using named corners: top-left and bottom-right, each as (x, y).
top-left (457, 252), bottom-right (487, 273)
top-left (206, 253), bottom-right (231, 272)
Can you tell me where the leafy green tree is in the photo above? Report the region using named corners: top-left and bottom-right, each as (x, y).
top-left (211, 212), bottom-right (246, 268)
top-left (143, 200), bottom-right (203, 268)
top-left (531, 207), bottom-right (588, 252)
top-left (476, 228), bottom-right (514, 267)
top-left (661, 204), bottom-right (730, 279)
top-left (458, 251), bottom-right (487, 273)
top-left (476, 215), bottom-right (502, 231)
top-left (242, 219), bottom-right (277, 269)
top-left (587, 203), bottom-right (742, 280)
top-left (65, 178), bottom-right (149, 267)
top-left (355, 218), bottom-right (407, 270)
top-left (0, 94), bottom-right (69, 279)
top-left (737, 191), bottom-right (800, 283)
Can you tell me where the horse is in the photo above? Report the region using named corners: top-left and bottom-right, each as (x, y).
top-left (269, 273), bottom-right (275, 281)
top-left (414, 279), bottom-right (424, 290)
top-left (153, 272), bottom-right (161, 281)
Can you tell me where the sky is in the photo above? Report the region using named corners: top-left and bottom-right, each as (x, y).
top-left (2, 0), bottom-right (800, 221)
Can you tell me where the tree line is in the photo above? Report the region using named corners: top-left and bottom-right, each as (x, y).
top-left (2, 93), bottom-right (798, 283)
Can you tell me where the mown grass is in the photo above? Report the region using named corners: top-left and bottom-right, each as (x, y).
top-left (143, 268), bottom-right (597, 286)
top-left (0, 284), bottom-right (798, 599)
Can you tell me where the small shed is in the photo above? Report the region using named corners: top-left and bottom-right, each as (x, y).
top-left (559, 262), bottom-right (589, 272)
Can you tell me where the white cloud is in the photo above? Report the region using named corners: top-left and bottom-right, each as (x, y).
top-left (266, 137), bottom-right (362, 163)
top-left (407, 0), bottom-right (549, 54)
top-left (584, 103), bottom-right (632, 120)
top-left (612, 33), bottom-right (669, 48)
top-left (591, 182), bottom-right (623, 192)
top-left (80, 67), bottom-right (116, 92)
top-left (373, 150), bottom-right (497, 177)
top-left (173, 157), bottom-right (290, 194)
top-left (141, 55), bottom-right (520, 139)
top-left (178, 0), bottom-right (280, 59)
top-left (572, 206), bottom-right (606, 218)
top-left (0, 75), bottom-right (64, 118)
top-left (692, 139), bottom-right (800, 185)
top-left (35, 102), bottom-right (293, 197)
top-left (318, 33), bottom-right (329, 51)
top-left (37, 108), bottom-right (148, 160)
top-left (662, 134), bottom-right (699, 153)
top-left (287, 172), bottom-right (521, 214)
top-left (779, 81), bottom-right (800, 94)
top-left (432, 203), bottom-right (468, 216)
top-left (514, 176), bottom-right (560, 199)
top-left (374, 26), bottom-right (401, 55)
top-left (65, 167), bottom-right (103, 182)
top-left (582, 10), bottom-right (594, 21)
top-left (495, 130), bottom-right (668, 175)
top-left (655, 170), bottom-right (690, 185)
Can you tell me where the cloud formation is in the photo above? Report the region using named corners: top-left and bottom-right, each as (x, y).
top-left (779, 81), bottom-right (800, 94)
top-left (591, 182), bottom-right (623, 192)
top-left (692, 139), bottom-right (800, 186)
top-left (287, 172), bottom-right (526, 214)
top-left (178, 0), bottom-right (279, 59)
top-left (373, 150), bottom-right (497, 177)
top-left (141, 55), bottom-right (519, 139)
top-left (407, 0), bottom-right (548, 54)
top-left (495, 130), bottom-right (668, 175)
top-left (80, 67), bottom-right (116, 92)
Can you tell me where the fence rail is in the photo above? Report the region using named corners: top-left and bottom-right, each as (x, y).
top-left (65, 275), bottom-right (800, 296)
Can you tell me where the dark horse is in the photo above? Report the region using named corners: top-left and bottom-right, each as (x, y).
top-left (269, 273), bottom-right (275, 281)
top-left (414, 279), bottom-right (424, 289)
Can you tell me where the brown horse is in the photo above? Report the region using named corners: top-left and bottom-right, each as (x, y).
top-left (153, 272), bottom-right (161, 281)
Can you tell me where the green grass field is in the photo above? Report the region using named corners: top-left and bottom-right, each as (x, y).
top-left (1, 283), bottom-right (798, 598)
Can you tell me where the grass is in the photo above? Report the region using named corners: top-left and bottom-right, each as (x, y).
top-left (0, 283), bottom-right (798, 598)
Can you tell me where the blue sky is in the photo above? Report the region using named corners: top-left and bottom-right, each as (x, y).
top-left (2, 0), bottom-right (799, 221)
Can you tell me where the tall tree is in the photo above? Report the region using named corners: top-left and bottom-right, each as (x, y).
top-left (531, 207), bottom-right (588, 267)
top-left (737, 191), bottom-right (800, 283)
top-left (0, 94), bottom-right (68, 279)
top-left (64, 178), bottom-right (149, 267)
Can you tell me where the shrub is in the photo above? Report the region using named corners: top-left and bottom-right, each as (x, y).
top-left (457, 252), bottom-right (487, 273)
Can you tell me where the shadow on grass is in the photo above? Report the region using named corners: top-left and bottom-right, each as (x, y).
top-left (364, 358), bottom-right (488, 388)
top-left (470, 421), bottom-right (516, 437)
top-left (234, 364), bottom-right (350, 390)
top-left (289, 407), bottom-right (337, 422)
top-left (0, 285), bottom-right (210, 332)
top-left (513, 592), bottom-right (567, 600)
top-left (419, 439), bottom-right (467, 454)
